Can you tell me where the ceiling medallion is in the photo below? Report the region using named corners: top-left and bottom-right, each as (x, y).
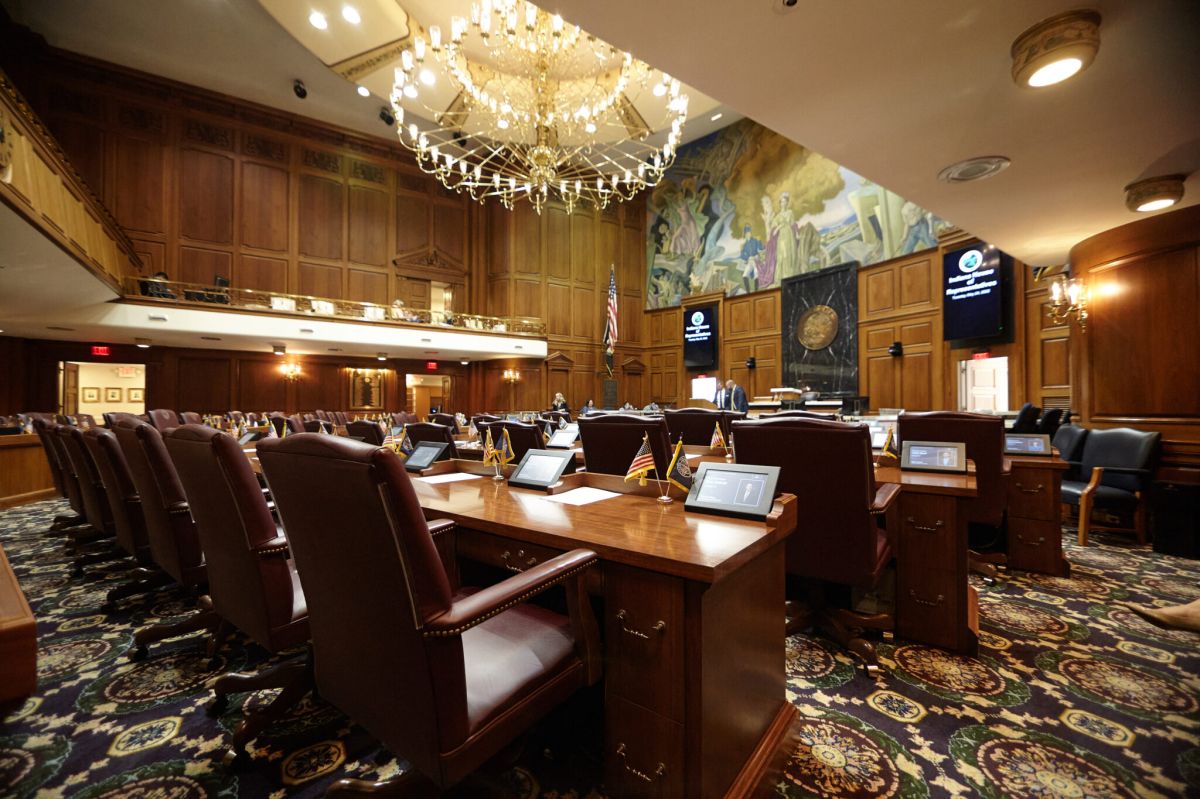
top-left (797, 305), bottom-right (839, 351)
top-left (389, 0), bottom-right (689, 213)
top-left (937, 156), bottom-right (1011, 184)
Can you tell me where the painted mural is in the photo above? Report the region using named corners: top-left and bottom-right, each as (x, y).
top-left (645, 118), bottom-right (950, 309)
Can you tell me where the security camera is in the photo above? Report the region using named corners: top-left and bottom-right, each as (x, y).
top-left (379, 106), bottom-right (395, 126)
top-left (293, 79), bottom-right (307, 99)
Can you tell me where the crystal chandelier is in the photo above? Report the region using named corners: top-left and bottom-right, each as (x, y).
top-left (388, 0), bottom-right (689, 213)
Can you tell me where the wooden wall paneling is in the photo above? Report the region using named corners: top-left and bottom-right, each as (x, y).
top-left (298, 173), bottom-right (344, 262)
top-left (348, 185), bottom-right (389, 266)
top-left (298, 262), bottom-right (343, 299)
top-left (513, 203), bottom-right (542, 275)
top-left (112, 130), bottom-right (166, 236)
top-left (175, 356), bottom-right (233, 413)
top-left (48, 116), bottom-right (106, 197)
top-left (570, 212), bottom-right (595, 284)
top-left (1024, 288), bottom-right (1072, 410)
top-left (433, 201), bottom-right (468, 267)
top-left (571, 286), bottom-right (596, 340)
top-left (396, 190), bottom-right (431, 260)
top-left (237, 255), bottom-right (288, 293)
top-left (347, 268), bottom-right (389, 305)
top-left (513, 278), bottom-right (544, 319)
top-left (178, 147), bottom-right (234, 245)
top-left (294, 362), bottom-right (344, 411)
top-left (545, 206), bottom-right (571, 280)
top-left (178, 246), bottom-right (232, 285)
top-left (237, 359), bottom-right (288, 412)
top-left (240, 161), bottom-right (289, 253)
top-left (547, 283), bottom-right (572, 337)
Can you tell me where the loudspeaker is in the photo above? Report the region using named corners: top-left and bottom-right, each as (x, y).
top-left (887, 341), bottom-right (903, 357)
top-left (746, 356), bottom-right (757, 369)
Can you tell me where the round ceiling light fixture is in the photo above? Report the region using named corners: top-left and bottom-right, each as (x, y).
top-left (1011, 10), bottom-right (1101, 88)
top-left (937, 155), bottom-right (1011, 184)
top-left (1124, 175), bottom-right (1186, 213)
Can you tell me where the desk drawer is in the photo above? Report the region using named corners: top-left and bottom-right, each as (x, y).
top-left (604, 565), bottom-right (684, 722)
top-left (605, 696), bottom-right (684, 798)
top-left (896, 565), bottom-right (963, 651)
top-left (1008, 517), bottom-right (1066, 575)
top-left (897, 494), bottom-right (958, 573)
top-left (1009, 467), bottom-right (1058, 521)
top-left (457, 530), bottom-right (564, 576)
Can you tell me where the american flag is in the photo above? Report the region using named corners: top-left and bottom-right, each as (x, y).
top-left (624, 432), bottom-right (657, 485)
top-left (603, 266), bottom-right (618, 376)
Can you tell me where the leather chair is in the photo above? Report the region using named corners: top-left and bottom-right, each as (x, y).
top-left (1062, 427), bottom-right (1160, 546)
top-left (57, 425), bottom-right (124, 573)
top-left (388, 412), bottom-right (405, 426)
top-left (1011, 403), bottom-right (1041, 434)
top-left (663, 408), bottom-right (726, 445)
top-left (114, 420), bottom-right (214, 658)
top-left (760, 410), bottom-right (838, 421)
top-left (347, 420), bottom-right (385, 445)
top-left (227, 411), bottom-right (245, 425)
top-left (245, 413), bottom-right (260, 425)
top-left (302, 419), bottom-right (331, 434)
top-left (104, 411), bottom-right (142, 427)
top-left (898, 412), bottom-right (1010, 578)
top-left (577, 414), bottom-right (672, 476)
top-left (542, 410), bottom-right (571, 425)
top-left (333, 411), bottom-right (350, 426)
top-left (255, 433), bottom-right (599, 796)
top-left (164, 425), bottom-right (311, 762)
top-left (180, 411), bottom-right (203, 425)
top-left (315, 410), bottom-right (330, 421)
top-left (148, 409), bottom-right (181, 431)
top-left (32, 417), bottom-right (87, 531)
top-left (430, 412), bottom-right (458, 429)
top-left (471, 414), bottom-right (503, 428)
top-left (405, 422), bottom-right (459, 458)
top-left (733, 417), bottom-right (898, 673)
top-left (268, 416), bottom-right (287, 437)
top-left (76, 413), bottom-right (98, 428)
top-left (1038, 408), bottom-right (1065, 438)
top-left (285, 415), bottom-right (305, 435)
top-left (1053, 425), bottom-right (1089, 477)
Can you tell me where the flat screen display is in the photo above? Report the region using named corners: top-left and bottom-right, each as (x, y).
top-left (238, 432), bottom-right (262, 445)
top-left (901, 440), bottom-right (967, 473)
top-left (404, 441), bottom-right (449, 472)
top-left (1005, 433), bottom-right (1052, 455)
top-left (683, 305), bottom-right (719, 369)
top-left (685, 462), bottom-right (780, 520)
top-left (508, 449), bottom-right (574, 489)
top-left (943, 244), bottom-right (1003, 340)
top-left (547, 429), bottom-right (579, 449)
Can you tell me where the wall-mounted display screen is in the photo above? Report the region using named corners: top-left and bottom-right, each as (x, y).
top-left (943, 244), bottom-right (1003, 340)
top-left (683, 305), bottom-right (719, 369)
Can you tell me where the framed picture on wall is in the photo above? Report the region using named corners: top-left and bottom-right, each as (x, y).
top-left (81, 387), bottom-right (100, 403)
top-left (127, 388), bottom-right (144, 402)
top-left (349, 369), bottom-right (386, 410)
top-left (105, 387), bottom-right (122, 402)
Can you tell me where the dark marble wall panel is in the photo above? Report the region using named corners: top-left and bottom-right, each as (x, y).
top-left (781, 262), bottom-right (858, 394)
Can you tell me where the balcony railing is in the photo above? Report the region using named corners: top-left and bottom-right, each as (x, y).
top-left (122, 277), bottom-right (546, 337)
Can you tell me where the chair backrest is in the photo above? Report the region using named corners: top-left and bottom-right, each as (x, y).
top-left (471, 414), bottom-right (502, 428)
top-left (268, 416), bottom-right (287, 437)
top-left (897, 411), bottom-right (1008, 527)
top-left (404, 423), bottom-right (458, 457)
top-left (286, 415), bottom-right (305, 435)
top-left (1011, 402), bottom-right (1041, 434)
top-left (1038, 408), bottom-right (1065, 437)
top-left (104, 411), bottom-right (142, 428)
top-left (759, 410), bottom-right (838, 421)
top-left (256, 434), bottom-right (453, 772)
top-left (57, 424), bottom-right (114, 535)
top-left (1052, 424), bottom-right (1088, 464)
top-left (542, 410), bottom-right (571, 424)
top-left (577, 414), bottom-right (672, 476)
top-left (180, 411), bottom-right (203, 425)
top-left (227, 411), bottom-right (245, 424)
top-left (302, 419), bottom-right (328, 434)
top-left (1078, 427), bottom-right (1160, 493)
top-left (663, 408), bottom-right (725, 445)
top-left (165, 425), bottom-right (300, 647)
top-left (732, 417), bottom-right (881, 585)
top-left (148, 408), bottom-right (181, 431)
top-left (75, 413), bottom-right (97, 428)
top-left (315, 410), bottom-right (330, 421)
top-left (31, 417), bottom-right (68, 499)
top-left (45, 422), bottom-right (87, 517)
top-left (430, 412), bottom-right (457, 428)
top-left (83, 428), bottom-right (149, 561)
top-left (113, 421), bottom-right (204, 587)
top-left (333, 411), bottom-right (350, 426)
top-left (347, 420), bottom-right (385, 445)
top-left (482, 421), bottom-right (545, 465)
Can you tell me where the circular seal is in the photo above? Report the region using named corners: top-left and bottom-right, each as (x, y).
top-left (797, 305), bottom-right (839, 350)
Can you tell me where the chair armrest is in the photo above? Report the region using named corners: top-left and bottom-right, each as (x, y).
top-left (424, 548), bottom-right (598, 637)
top-left (427, 518), bottom-right (456, 537)
top-left (1080, 466), bottom-right (1104, 498)
top-left (1100, 466), bottom-right (1152, 476)
top-left (870, 483), bottom-right (901, 515)
top-left (251, 536), bottom-right (291, 559)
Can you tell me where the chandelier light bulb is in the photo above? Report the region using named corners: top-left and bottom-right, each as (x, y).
top-left (414, 36), bottom-right (426, 61)
top-left (429, 25), bottom-right (441, 49)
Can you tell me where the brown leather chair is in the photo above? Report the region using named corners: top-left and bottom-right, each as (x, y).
top-left (148, 409), bottom-right (181, 431)
top-left (57, 425), bottom-right (124, 573)
top-left (267, 416), bottom-right (287, 437)
top-left (405, 422), bottom-right (459, 458)
top-left (114, 420), bottom-right (213, 658)
top-left (430, 412), bottom-right (458, 429)
top-left (333, 411), bottom-right (350, 426)
top-left (577, 413), bottom-right (672, 476)
top-left (346, 420), bottom-right (385, 445)
top-left (104, 411), bottom-right (142, 427)
top-left (897, 411), bottom-right (1010, 577)
top-left (286, 415), bottom-right (304, 435)
top-left (180, 411), bottom-right (203, 425)
top-left (256, 433), bottom-right (599, 795)
top-left (302, 419), bottom-right (331, 434)
top-left (542, 410), bottom-right (571, 425)
top-left (75, 413), bottom-right (98, 428)
top-left (227, 411), bottom-right (245, 424)
top-left (733, 417), bottom-right (898, 673)
top-left (32, 417), bottom-right (87, 531)
top-left (760, 410), bottom-right (838, 421)
top-left (471, 413), bottom-right (503, 428)
top-left (663, 408), bottom-right (726, 445)
top-left (164, 424), bottom-right (311, 762)
top-left (315, 410), bottom-right (330, 421)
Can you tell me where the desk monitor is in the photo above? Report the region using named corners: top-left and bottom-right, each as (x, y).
top-left (685, 462), bottom-right (781, 521)
top-left (391, 425), bottom-right (405, 437)
top-left (901, 440), bottom-right (967, 473)
top-left (546, 428), bottom-right (579, 449)
top-left (1005, 433), bottom-right (1052, 456)
top-left (238, 431), bottom-right (263, 445)
top-left (404, 441), bottom-right (449, 472)
top-left (871, 429), bottom-right (889, 450)
top-left (508, 449), bottom-right (574, 489)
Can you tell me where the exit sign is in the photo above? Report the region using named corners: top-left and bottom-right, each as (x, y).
top-left (426, 361), bottom-right (438, 370)
top-left (92, 345), bottom-right (110, 357)
top-left (971, 351), bottom-right (991, 360)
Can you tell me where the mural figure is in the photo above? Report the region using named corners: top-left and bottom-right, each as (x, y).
top-left (646, 119), bottom-right (950, 309)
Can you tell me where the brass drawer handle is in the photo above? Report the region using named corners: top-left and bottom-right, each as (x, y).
top-left (616, 742), bottom-right (666, 782)
top-left (908, 589), bottom-right (945, 607)
top-left (500, 550), bottom-right (538, 573)
top-left (616, 609), bottom-right (666, 639)
top-left (906, 517), bottom-right (944, 533)
top-left (1017, 534), bottom-right (1046, 547)
top-left (1016, 482), bottom-right (1045, 494)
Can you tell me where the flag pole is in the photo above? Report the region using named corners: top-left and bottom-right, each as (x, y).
top-left (655, 465), bottom-right (672, 504)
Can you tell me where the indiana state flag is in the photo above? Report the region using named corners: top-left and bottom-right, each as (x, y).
top-left (666, 438), bottom-right (693, 493)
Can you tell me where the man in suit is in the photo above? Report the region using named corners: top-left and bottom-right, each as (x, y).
top-left (716, 379), bottom-right (748, 413)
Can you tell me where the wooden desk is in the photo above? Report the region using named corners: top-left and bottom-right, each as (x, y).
top-left (0, 434), bottom-right (55, 509)
top-left (0, 541), bottom-right (36, 708)
top-left (875, 466), bottom-right (979, 655)
top-left (1005, 452), bottom-right (1070, 576)
top-left (409, 472), bottom-right (798, 798)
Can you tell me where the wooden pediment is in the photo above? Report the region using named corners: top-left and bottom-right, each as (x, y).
top-left (545, 351), bottom-right (576, 372)
top-left (620, 356), bottom-right (646, 375)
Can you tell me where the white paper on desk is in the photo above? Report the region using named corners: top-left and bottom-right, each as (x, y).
top-left (543, 487), bottom-right (621, 506)
top-left (685, 453), bottom-right (702, 461)
top-left (416, 473), bottom-right (483, 484)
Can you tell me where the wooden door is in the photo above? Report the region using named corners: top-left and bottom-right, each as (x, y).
top-left (63, 363), bottom-right (79, 415)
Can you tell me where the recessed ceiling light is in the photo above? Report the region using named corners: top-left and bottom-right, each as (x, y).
top-left (418, 68), bottom-right (435, 87)
top-left (1124, 175), bottom-right (1186, 213)
top-left (1011, 10), bottom-right (1100, 88)
top-left (272, 343), bottom-right (286, 356)
top-left (376, 352), bottom-right (388, 361)
top-left (356, 85), bottom-right (370, 97)
top-left (710, 112), bottom-right (723, 122)
top-left (460, 360), bottom-right (469, 365)
top-left (937, 155), bottom-right (1011, 184)
top-left (135, 338), bottom-right (151, 349)
top-left (308, 10), bottom-right (328, 30)
top-left (341, 5), bottom-right (360, 24)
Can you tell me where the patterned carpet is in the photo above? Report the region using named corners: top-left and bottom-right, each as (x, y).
top-left (3, 498), bottom-right (1200, 798)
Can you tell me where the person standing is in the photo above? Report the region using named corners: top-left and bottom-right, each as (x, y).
top-left (725, 379), bottom-right (748, 413)
top-left (713, 378), bottom-right (728, 410)
top-left (550, 392), bottom-right (570, 413)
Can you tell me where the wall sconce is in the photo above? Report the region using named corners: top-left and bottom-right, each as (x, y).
top-left (1047, 275), bottom-right (1089, 328)
top-left (502, 368), bottom-right (521, 384)
top-left (281, 361), bottom-right (302, 381)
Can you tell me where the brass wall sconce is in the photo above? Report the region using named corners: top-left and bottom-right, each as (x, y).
top-left (1047, 275), bottom-right (1088, 329)
top-left (502, 368), bottom-right (521, 384)
top-left (281, 361), bottom-right (302, 381)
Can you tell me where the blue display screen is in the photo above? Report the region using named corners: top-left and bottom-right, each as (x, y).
top-left (683, 305), bottom-right (718, 369)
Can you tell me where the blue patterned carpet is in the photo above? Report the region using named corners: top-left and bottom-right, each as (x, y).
top-left (3, 498), bottom-right (1200, 798)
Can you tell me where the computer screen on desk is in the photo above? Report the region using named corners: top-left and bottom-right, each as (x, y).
top-left (547, 429), bottom-right (579, 449)
top-left (685, 462), bottom-right (780, 520)
top-left (508, 449), bottom-right (574, 489)
top-left (404, 441), bottom-right (449, 472)
top-left (901, 441), bottom-right (967, 473)
top-left (1005, 433), bottom-right (1052, 455)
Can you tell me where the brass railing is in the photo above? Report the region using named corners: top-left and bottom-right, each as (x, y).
top-left (123, 277), bottom-right (547, 336)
